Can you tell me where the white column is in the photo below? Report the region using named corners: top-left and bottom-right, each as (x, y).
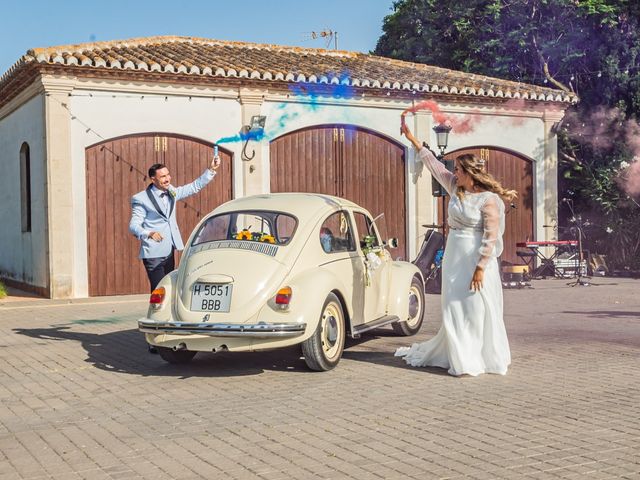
top-left (239, 88), bottom-right (265, 197)
top-left (41, 75), bottom-right (75, 298)
top-left (542, 110), bottom-right (564, 243)
top-left (410, 110), bottom-right (434, 260)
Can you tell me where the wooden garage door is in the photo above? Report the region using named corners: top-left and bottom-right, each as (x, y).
top-left (439, 147), bottom-right (534, 265)
top-left (270, 125), bottom-right (407, 257)
top-left (85, 133), bottom-right (233, 296)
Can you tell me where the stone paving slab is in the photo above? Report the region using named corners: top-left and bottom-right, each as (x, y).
top-left (0, 278), bottom-right (639, 479)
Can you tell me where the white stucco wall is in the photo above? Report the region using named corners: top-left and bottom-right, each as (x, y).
top-left (0, 94), bottom-right (48, 289)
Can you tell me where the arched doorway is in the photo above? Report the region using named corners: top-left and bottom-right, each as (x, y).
top-left (85, 133), bottom-right (233, 296)
top-left (440, 147), bottom-right (534, 265)
top-left (270, 125), bottom-right (407, 257)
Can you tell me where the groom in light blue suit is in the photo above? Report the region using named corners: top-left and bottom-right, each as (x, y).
top-left (129, 154), bottom-right (220, 291)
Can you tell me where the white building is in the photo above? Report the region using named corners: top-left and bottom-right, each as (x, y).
top-left (0, 36), bottom-right (574, 298)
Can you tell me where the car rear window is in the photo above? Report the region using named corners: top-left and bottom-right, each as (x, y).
top-left (192, 211), bottom-right (297, 246)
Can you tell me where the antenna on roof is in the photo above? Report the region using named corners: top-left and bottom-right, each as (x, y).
top-left (304, 29), bottom-right (338, 50)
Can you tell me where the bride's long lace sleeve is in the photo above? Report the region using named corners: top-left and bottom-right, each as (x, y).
top-left (477, 194), bottom-right (505, 269)
top-left (418, 147), bottom-right (456, 196)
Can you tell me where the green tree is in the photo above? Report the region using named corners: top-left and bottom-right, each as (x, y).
top-left (376, 0), bottom-right (640, 271)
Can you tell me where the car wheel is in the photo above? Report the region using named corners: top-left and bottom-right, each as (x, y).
top-left (156, 346), bottom-right (197, 364)
top-left (392, 276), bottom-right (425, 336)
top-left (302, 293), bottom-right (346, 371)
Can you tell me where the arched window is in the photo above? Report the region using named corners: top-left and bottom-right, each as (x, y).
top-left (20, 142), bottom-right (31, 233)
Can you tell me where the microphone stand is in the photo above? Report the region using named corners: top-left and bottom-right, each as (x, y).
top-left (563, 199), bottom-right (591, 287)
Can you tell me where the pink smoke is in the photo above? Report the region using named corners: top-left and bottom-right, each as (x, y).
top-left (622, 120), bottom-right (640, 197)
top-left (403, 100), bottom-right (447, 123)
top-left (502, 99), bottom-right (528, 127)
top-left (402, 99), bottom-right (528, 135)
top-left (623, 160), bottom-right (640, 197)
top-left (450, 112), bottom-right (483, 134)
top-left (563, 106), bottom-right (625, 150)
top-left (562, 105), bottom-right (640, 198)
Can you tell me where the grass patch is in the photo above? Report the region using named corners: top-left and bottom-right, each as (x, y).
top-left (0, 281), bottom-right (7, 299)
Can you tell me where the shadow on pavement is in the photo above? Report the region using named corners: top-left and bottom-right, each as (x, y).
top-left (342, 328), bottom-right (451, 376)
top-left (13, 325), bottom-right (306, 377)
top-left (341, 348), bottom-right (451, 376)
top-left (561, 310), bottom-right (640, 318)
top-left (13, 324), bottom-right (396, 378)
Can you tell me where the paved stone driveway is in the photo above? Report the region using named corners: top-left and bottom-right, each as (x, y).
top-left (1, 278), bottom-right (639, 479)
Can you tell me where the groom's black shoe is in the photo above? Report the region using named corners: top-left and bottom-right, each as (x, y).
top-left (148, 345), bottom-right (158, 354)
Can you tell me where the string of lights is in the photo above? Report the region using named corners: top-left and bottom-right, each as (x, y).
top-left (66, 92), bottom-right (220, 101)
top-left (47, 94), bottom-right (207, 218)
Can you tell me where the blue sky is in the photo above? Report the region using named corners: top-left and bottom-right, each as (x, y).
top-left (1, 0), bottom-right (395, 75)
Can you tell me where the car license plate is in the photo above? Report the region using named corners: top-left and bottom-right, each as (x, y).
top-left (191, 283), bottom-right (233, 312)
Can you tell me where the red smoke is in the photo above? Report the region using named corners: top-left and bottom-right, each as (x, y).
top-left (623, 160), bottom-right (640, 197)
top-left (622, 120), bottom-right (640, 197)
top-left (402, 99), bottom-right (533, 134)
top-left (403, 100), bottom-right (449, 124)
top-left (451, 114), bottom-right (483, 134)
top-left (402, 99), bottom-right (640, 197)
top-left (563, 106), bottom-right (640, 198)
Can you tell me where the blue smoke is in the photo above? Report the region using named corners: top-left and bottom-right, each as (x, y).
top-left (214, 71), bottom-right (356, 145)
top-left (216, 128), bottom-right (265, 144)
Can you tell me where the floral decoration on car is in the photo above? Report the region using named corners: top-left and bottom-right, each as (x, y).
top-left (236, 229), bottom-right (252, 240)
top-left (235, 229), bottom-right (276, 243)
top-left (361, 234), bottom-right (385, 286)
top-left (259, 234), bottom-right (275, 244)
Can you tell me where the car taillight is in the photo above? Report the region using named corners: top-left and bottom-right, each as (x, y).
top-left (150, 287), bottom-right (166, 306)
top-left (275, 286), bottom-right (292, 307)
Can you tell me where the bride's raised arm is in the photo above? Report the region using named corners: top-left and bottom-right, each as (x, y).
top-left (401, 116), bottom-right (456, 196)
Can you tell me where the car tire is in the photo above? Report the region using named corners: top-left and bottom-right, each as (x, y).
top-left (302, 293), bottom-right (346, 371)
top-left (392, 276), bottom-right (425, 336)
top-left (156, 346), bottom-right (197, 364)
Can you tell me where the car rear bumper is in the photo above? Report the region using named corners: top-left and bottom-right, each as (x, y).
top-left (138, 318), bottom-right (306, 338)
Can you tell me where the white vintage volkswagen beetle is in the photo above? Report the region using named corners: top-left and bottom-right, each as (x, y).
top-left (138, 193), bottom-right (425, 371)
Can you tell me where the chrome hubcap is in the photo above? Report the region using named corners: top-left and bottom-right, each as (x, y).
top-left (406, 286), bottom-right (422, 327)
top-left (321, 303), bottom-right (342, 359)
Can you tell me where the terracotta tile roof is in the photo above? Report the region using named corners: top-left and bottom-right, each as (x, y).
top-left (1, 35), bottom-right (576, 104)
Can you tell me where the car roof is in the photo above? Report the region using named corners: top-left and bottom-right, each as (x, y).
top-left (212, 193), bottom-right (362, 218)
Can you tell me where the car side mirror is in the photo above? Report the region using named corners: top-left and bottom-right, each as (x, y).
top-left (386, 238), bottom-right (399, 249)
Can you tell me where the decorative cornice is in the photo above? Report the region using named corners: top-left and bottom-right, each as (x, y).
top-left (39, 75), bottom-right (76, 94)
top-left (238, 88), bottom-right (264, 106)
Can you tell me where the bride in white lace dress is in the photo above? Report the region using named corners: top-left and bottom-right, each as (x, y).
top-left (395, 119), bottom-right (516, 376)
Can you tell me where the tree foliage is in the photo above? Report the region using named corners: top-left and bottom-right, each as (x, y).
top-left (376, 0), bottom-right (640, 270)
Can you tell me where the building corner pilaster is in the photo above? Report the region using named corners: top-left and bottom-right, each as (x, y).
top-left (40, 75), bottom-right (76, 298)
top-left (238, 88), bottom-right (266, 197)
top-left (541, 109), bottom-right (565, 243)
